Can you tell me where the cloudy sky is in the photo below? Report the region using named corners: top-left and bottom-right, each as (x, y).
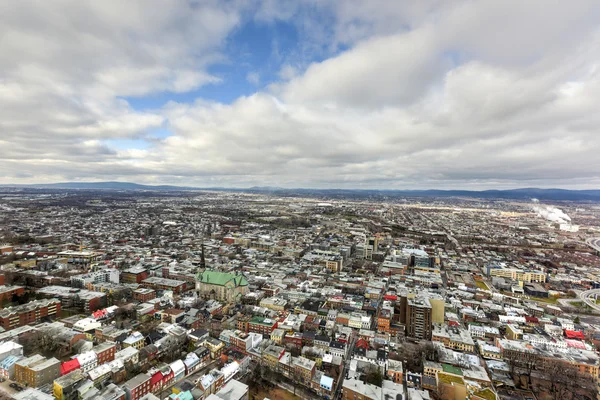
top-left (2, 1), bottom-right (600, 189)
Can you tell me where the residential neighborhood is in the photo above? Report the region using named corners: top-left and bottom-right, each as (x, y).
top-left (1, 188), bottom-right (600, 400)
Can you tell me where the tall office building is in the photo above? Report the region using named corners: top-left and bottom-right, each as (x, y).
top-left (368, 237), bottom-right (379, 252)
top-left (406, 297), bottom-right (433, 340)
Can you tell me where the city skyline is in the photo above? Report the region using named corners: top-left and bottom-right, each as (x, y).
top-left (2, 1), bottom-right (600, 189)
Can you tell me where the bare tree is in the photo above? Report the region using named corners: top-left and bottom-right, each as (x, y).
top-left (535, 359), bottom-right (596, 400)
top-left (0, 390), bottom-right (13, 400)
top-left (434, 382), bottom-right (454, 400)
top-left (502, 350), bottom-right (520, 378)
top-left (420, 342), bottom-right (440, 362)
top-left (159, 335), bottom-right (189, 363)
top-left (20, 327), bottom-right (63, 357)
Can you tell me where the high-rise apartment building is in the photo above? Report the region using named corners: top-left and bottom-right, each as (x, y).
top-left (406, 297), bottom-right (433, 340)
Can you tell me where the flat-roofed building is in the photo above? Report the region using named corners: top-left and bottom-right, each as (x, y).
top-left (406, 296), bottom-right (432, 340)
top-left (37, 286), bottom-right (106, 312)
top-left (132, 288), bottom-right (156, 302)
top-left (56, 251), bottom-right (103, 267)
top-left (141, 277), bottom-right (186, 294)
top-left (121, 267), bottom-right (149, 284)
top-left (0, 298), bottom-right (61, 331)
top-left (293, 356), bottom-right (316, 384)
top-left (15, 355), bottom-right (60, 388)
top-left (123, 373), bottom-right (152, 400)
top-left (249, 316), bottom-right (278, 335)
top-left (71, 269), bottom-right (120, 288)
top-left (54, 369), bottom-right (86, 400)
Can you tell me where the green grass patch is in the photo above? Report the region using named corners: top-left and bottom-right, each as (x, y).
top-left (530, 296), bottom-right (558, 304)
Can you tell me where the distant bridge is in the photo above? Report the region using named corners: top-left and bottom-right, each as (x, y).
top-left (579, 289), bottom-right (600, 312)
top-left (585, 238), bottom-right (600, 254)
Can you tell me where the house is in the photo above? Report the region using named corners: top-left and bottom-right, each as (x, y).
top-left (94, 341), bottom-right (117, 365)
top-left (123, 332), bottom-right (145, 349)
top-left (262, 345), bottom-right (285, 369)
top-left (292, 356), bottom-right (315, 384)
top-left (123, 373), bottom-right (152, 400)
top-left (208, 379), bottom-right (248, 400)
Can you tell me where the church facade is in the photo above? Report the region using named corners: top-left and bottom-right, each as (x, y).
top-left (196, 270), bottom-right (249, 303)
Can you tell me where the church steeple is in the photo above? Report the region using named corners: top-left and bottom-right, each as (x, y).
top-left (200, 242), bottom-right (206, 269)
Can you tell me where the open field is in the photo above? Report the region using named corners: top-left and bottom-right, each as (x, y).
top-left (250, 387), bottom-right (302, 400)
top-left (531, 296), bottom-right (558, 304)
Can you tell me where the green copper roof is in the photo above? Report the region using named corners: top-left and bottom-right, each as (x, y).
top-left (197, 270), bottom-right (248, 287)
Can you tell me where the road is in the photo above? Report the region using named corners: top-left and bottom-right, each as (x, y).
top-left (157, 358), bottom-right (220, 399)
top-left (555, 289), bottom-right (583, 308)
top-left (333, 330), bottom-right (357, 399)
top-left (578, 289), bottom-right (600, 312)
top-left (585, 238), bottom-right (600, 253)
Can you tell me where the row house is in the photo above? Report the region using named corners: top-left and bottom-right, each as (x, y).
top-left (293, 356), bottom-right (316, 384)
top-left (262, 345), bottom-right (285, 369)
top-left (123, 373), bottom-right (152, 400)
top-left (231, 332), bottom-right (263, 354)
top-left (284, 332), bottom-right (303, 348)
top-left (149, 365), bottom-right (174, 394)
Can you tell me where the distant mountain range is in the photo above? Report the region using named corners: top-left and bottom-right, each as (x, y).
top-left (1, 181), bottom-right (198, 191)
top-left (2, 181), bottom-right (600, 201)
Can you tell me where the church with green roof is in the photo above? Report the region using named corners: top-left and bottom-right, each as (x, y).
top-left (196, 270), bottom-right (249, 303)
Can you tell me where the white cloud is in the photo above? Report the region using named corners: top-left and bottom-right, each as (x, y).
top-left (246, 72), bottom-right (261, 86)
top-left (2, 1), bottom-right (600, 188)
top-left (278, 65), bottom-right (298, 80)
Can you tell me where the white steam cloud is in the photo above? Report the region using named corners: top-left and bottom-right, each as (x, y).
top-left (532, 204), bottom-right (571, 224)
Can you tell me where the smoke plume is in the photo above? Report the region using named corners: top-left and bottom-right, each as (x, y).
top-left (532, 204), bottom-right (571, 224)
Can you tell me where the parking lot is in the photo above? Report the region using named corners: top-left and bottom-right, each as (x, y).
top-left (0, 379), bottom-right (22, 396)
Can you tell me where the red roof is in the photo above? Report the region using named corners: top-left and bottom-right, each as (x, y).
top-left (448, 320), bottom-right (461, 327)
top-left (565, 330), bottom-right (585, 340)
top-left (60, 359), bottom-right (81, 376)
top-left (525, 316), bottom-right (539, 323)
top-left (383, 295), bottom-right (398, 301)
top-left (355, 338), bottom-right (369, 350)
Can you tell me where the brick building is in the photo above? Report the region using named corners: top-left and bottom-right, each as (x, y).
top-left (132, 288), bottom-right (156, 302)
top-left (0, 298), bottom-right (61, 331)
top-left (0, 285), bottom-right (24, 302)
top-left (122, 373), bottom-right (152, 400)
top-left (248, 316), bottom-right (278, 335)
top-left (121, 267), bottom-right (149, 284)
top-left (93, 342), bottom-right (116, 365)
top-left (15, 355), bottom-right (60, 388)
